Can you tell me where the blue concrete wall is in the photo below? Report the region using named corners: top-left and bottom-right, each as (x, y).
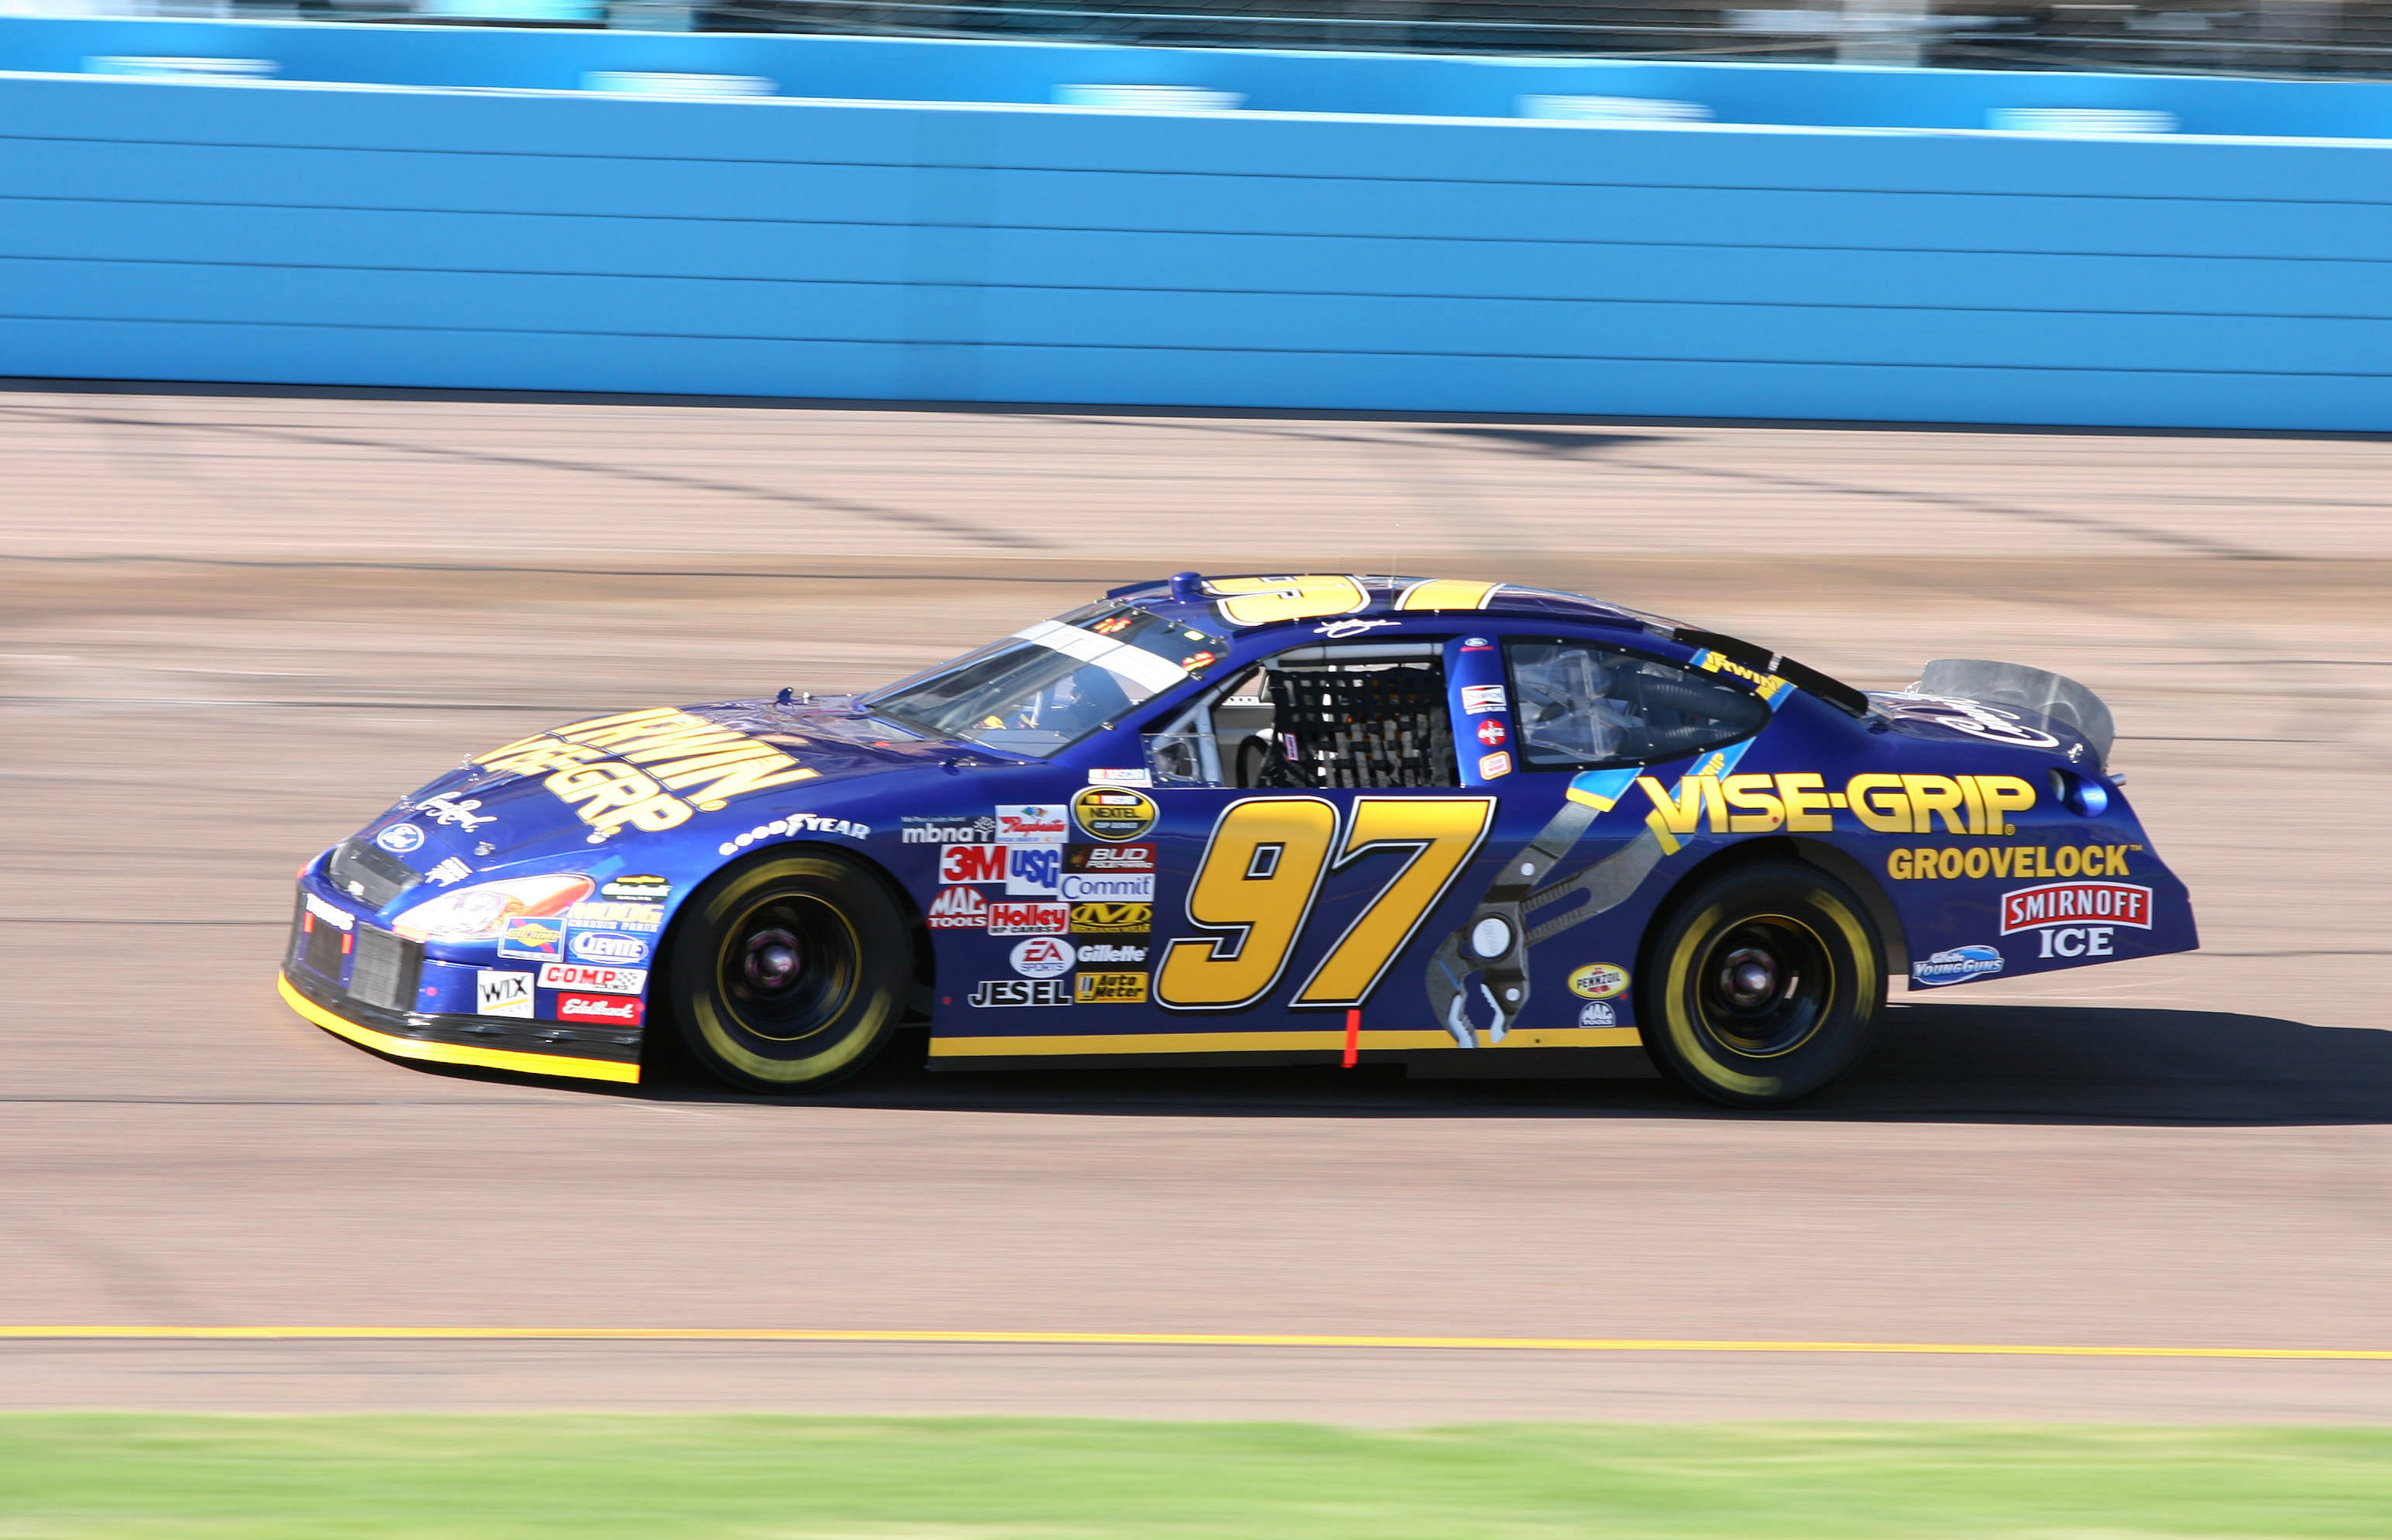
top-left (3, 19), bottom-right (2389, 428)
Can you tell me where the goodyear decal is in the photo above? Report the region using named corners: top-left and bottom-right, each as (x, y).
top-left (476, 707), bottom-right (818, 845)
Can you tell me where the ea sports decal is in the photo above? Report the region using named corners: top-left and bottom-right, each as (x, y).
top-left (1009, 936), bottom-right (1074, 978)
top-left (1071, 785), bottom-right (1157, 842)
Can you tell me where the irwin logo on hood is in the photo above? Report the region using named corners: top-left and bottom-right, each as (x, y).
top-left (475, 707), bottom-right (819, 845)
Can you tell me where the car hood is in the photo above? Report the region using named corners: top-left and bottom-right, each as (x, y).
top-left (356, 697), bottom-right (956, 875)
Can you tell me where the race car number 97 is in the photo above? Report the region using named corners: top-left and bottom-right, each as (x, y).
top-left (1157, 796), bottom-right (1496, 1010)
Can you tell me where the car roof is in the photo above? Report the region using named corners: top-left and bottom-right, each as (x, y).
top-left (1099, 572), bottom-right (1672, 638)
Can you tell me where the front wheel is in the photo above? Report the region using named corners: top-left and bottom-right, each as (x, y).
top-left (668, 851), bottom-right (912, 1095)
top-left (1638, 861), bottom-right (1885, 1109)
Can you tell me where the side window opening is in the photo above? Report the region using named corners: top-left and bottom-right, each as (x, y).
top-left (1143, 645), bottom-right (1459, 789)
top-left (1507, 638), bottom-right (1772, 771)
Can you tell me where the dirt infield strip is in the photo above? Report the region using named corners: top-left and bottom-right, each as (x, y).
top-left (2, 383), bottom-right (2387, 1420)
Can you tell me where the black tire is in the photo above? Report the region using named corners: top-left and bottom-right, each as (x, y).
top-left (668, 850), bottom-right (912, 1095)
top-left (1637, 860), bottom-right (1885, 1109)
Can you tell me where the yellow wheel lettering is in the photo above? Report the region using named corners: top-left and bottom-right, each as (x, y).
top-left (1204, 575), bottom-right (1370, 627)
top-left (1157, 798), bottom-right (1339, 1009)
top-left (1296, 797), bottom-right (1496, 1005)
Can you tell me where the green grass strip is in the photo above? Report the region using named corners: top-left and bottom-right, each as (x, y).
top-left (2, 1417), bottom-right (2390, 1538)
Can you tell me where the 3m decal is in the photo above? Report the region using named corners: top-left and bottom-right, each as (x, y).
top-left (1999, 882), bottom-right (2152, 934)
top-left (969, 978), bottom-right (1073, 1007)
top-left (1566, 963), bottom-right (1629, 1000)
top-left (1205, 575), bottom-right (1369, 627)
top-left (475, 969), bottom-right (534, 1019)
top-left (939, 844), bottom-right (1009, 885)
top-left (988, 899), bottom-right (1068, 935)
top-left (475, 707), bottom-right (819, 845)
top-left (1072, 902), bottom-right (1153, 935)
top-left (1075, 972), bottom-right (1150, 1004)
top-left (928, 886), bottom-right (990, 929)
top-left (1157, 796), bottom-right (1496, 1012)
top-left (1071, 785), bottom-right (1158, 842)
top-left (1891, 845), bottom-right (2134, 882)
top-left (538, 962), bottom-right (648, 993)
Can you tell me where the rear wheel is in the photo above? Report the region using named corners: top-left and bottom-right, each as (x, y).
top-left (1638, 861), bottom-right (1884, 1109)
top-left (668, 851), bottom-right (911, 1094)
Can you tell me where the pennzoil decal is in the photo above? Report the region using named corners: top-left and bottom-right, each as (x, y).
top-left (476, 708), bottom-right (818, 845)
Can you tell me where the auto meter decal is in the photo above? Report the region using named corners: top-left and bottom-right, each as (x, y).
top-left (1071, 785), bottom-right (1156, 842)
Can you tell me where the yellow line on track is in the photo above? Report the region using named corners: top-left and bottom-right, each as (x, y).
top-left (2, 1327), bottom-right (2387, 1360)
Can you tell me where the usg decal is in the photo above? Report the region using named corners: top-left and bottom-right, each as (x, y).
top-left (1005, 845), bottom-right (1063, 897)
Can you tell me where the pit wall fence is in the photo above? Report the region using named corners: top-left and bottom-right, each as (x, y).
top-left (3, 16), bottom-right (2389, 429)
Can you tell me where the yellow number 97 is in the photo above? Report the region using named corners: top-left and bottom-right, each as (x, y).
top-left (1156, 799), bottom-right (1337, 1009)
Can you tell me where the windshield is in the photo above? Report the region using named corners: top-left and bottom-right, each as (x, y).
top-left (864, 605), bottom-right (1228, 757)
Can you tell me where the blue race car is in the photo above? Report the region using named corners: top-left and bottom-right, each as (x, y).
top-left (281, 573), bottom-right (2194, 1107)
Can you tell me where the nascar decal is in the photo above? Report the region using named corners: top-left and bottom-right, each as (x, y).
top-left (476, 707), bottom-right (818, 845)
top-left (1071, 785), bottom-right (1157, 842)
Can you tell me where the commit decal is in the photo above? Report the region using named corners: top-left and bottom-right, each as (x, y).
top-left (476, 707), bottom-right (819, 844)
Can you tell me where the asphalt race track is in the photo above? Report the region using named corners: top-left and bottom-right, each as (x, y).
top-left (3, 381), bottom-right (2389, 1421)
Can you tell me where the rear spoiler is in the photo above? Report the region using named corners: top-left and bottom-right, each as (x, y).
top-left (1914, 659), bottom-right (2116, 762)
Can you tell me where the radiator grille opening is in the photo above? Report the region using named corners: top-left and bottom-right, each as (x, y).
top-left (298, 904), bottom-right (345, 982)
top-left (350, 924), bottom-right (424, 1013)
top-left (328, 837), bottom-right (420, 909)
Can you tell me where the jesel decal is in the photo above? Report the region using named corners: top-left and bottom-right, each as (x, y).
top-left (475, 707), bottom-right (818, 845)
top-left (1636, 772), bottom-right (2039, 846)
top-left (1889, 845), bottom-right (2134, 881)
